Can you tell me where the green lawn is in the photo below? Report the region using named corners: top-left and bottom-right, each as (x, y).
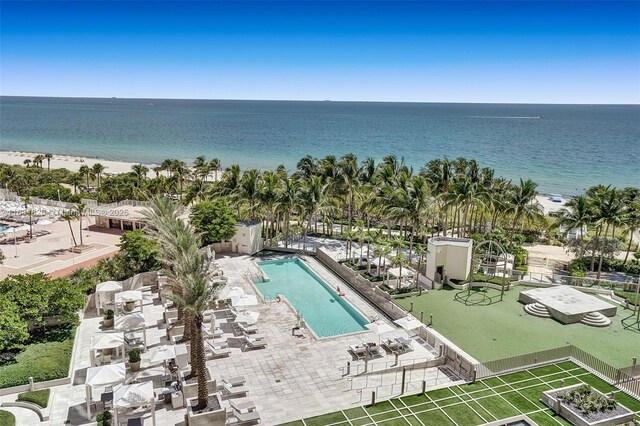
top-left (395, 285), bottom-right (640, 367)
top-left (280, 362), bottom-right (640, 426)
top-left (0, 325), bottom-right (75, 389)
top-left (17, 389), bottom-right (50, 408)
top-left (0, 409), bottom-right (16, 426)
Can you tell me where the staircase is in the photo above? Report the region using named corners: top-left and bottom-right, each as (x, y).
top-left (580, 312), bottom-right (611, 327)
top-left (524, 303), bottom-right (552, 318)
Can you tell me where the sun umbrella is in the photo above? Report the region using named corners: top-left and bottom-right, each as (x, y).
top-left (366, 320), bottom-right (395, 343)
top-left (234, 310), bottom-right (260, 325)
top-left (113, 382), bottom-right (154, 408)
top-left (388, 267), bottom-right (414, 278)
top-left (116, 290), bottom-right (143, 303)
top-left (220, 286), bottom-right (245, 299)
top-left (96, 281), bottom-right (122, 293)
top-left (231, 294), bottom-right (258, 308)
top-left (86, 363), bottom-right (126, 387)
top-left (91, 333), bottom-right (125, 350)
top-left (394, 314), bottom-right (423, 331)
top-left (148, 345), bottom-right (177, 363)
top-left (36, 219), bottom-right (53, 225)
top-left (114, 312), bottom-right (146, 331)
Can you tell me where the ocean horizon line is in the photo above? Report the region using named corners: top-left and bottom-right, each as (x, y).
top-left (1, 94), bottom-right (638, 107)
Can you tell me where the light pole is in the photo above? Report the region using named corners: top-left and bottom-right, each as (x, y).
top-left (13, 226), bottom-right (17, 258)
top-left (57, 189), bottom-right (61, 202)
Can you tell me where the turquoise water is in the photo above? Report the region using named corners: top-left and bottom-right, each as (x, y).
top-left (256, 258), bottom-right (369, 337)
top-left (1, 96), bottom-right (639, 195)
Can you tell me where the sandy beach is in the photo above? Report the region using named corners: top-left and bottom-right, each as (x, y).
top-left (0, 150), bottom-right (150, 175)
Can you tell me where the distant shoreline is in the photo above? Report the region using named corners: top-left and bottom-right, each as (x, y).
top-left (0, 149), bottom-right (568, 214)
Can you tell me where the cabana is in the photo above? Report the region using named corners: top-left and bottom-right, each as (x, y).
top-left (95, 281), bottom-right (123, 316)
top-left (85, 363), bottom-right (126, 420)
top-left (115, 290), bottom-right (144, 315)
top-left (90, 333), bottom-right (125, 366)
top-left (231, 294), bottom-right (258, 309)
top-left (113, 381), bottom-right (156, 426)
top-left (115, 312), bottom-right (148, 351)
top-left (219, 286), bottom-right (245, 299)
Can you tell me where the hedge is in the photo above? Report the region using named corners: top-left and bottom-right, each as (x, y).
top-left (0, 410), bottom-right (16, 426)
top-left (17, 389), bottom-right (50, 408)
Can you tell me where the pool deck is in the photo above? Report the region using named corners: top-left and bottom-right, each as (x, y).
top-left (0, 252), bottom-right (455, 425)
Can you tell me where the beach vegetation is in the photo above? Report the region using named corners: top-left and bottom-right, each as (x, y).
top-left (189, 200), bottom-right (237, 246)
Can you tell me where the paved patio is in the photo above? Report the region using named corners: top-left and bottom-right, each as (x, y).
top-left (1, 252), bottom-right (455, 426)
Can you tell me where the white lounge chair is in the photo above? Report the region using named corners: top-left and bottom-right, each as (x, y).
top-left (242, 337), bottom-right (267, 351)
top-left (232, 408), bottom-right (260, 425)
top-left (206, 340), bottom-right (231, 359)
top-left (221, 376), bottom-right (246, 387)
top-left (236, 322), bottom-right (258, 334)
top-left (221, 382), bottom-right (248, 398)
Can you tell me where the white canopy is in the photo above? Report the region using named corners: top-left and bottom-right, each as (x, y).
top-left (115, 313), bottom-right (146, 331)
top-left (231, 294), bottom-right (258, 307)
top-left (91, 333), bottom-right (125, 350)
top-left (220, 286), bottom-right (245, 299)
top-left (148, 345), bottom-right (176, 364)
top-left (36, 219), bottom-right (53, 225)
top-left (116, 290), bottom-right (143, 303)
top-left (366, 320), bottom-right (395, 336)
top-left (234, 310), bottom-right (260, 325)
top-left (371, 257), bottom-right (391, 267)
top-left (394, 314), bottom-right (423, 331)
top-left (388, 267), bottom-right (414, 278)
top-left (90, 333), bottom-right (125, 366)
top-left (112, 382), bottom-right (156, 426)
top-left (97, 281), bottom-right (123, 293)
top-left (86, 363), bottom-right (126, 387)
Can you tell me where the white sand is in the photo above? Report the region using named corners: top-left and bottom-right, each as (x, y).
top-left (0, 150), bottom-right (148, 175)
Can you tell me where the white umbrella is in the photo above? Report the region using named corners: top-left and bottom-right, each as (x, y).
top-left (231, 294), bottom-right (258, 308)
top-left (394, 314), bottom-right (423, 331)
top-left (113, 381), bottom-right (154, 408)
top-left (388, 267), bottom-right (414, 278)
top-left (36, 219), bottom-right (53, 225)
top-left (114, 313), bottom-right (146, 331)
top-left (91, 333), bottom-right (125, 350)
top-left (86, 363), bottom-right (126, 387)
top-left (220, 286), bottom-right (245, 299)
top-left (234, 310), bottom-right (260, 325)
top-left (148, 345), bottom-right (177, 363)
top-left (366, 320), bottom-right (395, 343)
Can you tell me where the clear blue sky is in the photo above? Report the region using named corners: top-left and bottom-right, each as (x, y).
top-left (1, 1), bottom-right (638, 103)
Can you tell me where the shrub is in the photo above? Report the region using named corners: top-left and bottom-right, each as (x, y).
top-left (189, 200), bottom-right (237, 246)
top-left (568, 259), bottom-right (587, 277)
top-left (0, 409), bottom-right (16, 426)
top-left (97, 410), bottom-right (112, 426)
top-left (103, 309), bottom-right (114, 320)
top-left (17, 389), bottom-right (50, 408)
top-left (128, 348), bottom-right (141, 363)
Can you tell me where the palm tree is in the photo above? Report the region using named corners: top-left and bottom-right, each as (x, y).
top-left (276, 176), bottom-right (301, 248)
top-left (68, 173), bottom-right (83, 194)
top-left (33, 154), bottom-right (44, 168)
top-left (23, 159), bottom-right (31, 167)
top-left (61, 210), bottom-right (79, 246)
top-left (92, 163), bottom-right (106, 189)
top-left (390, 251), bottom-right (408, 289)
top-left (505, 179), bottom-right (542, 240)
top-left (75, 204), bottom-right (87, 245)
top-left (557, 196), bottom-right (593, 257)
top-left (209, 158), bottom-right (221, 182)
top-left (44, 153), bottom-right (53, 171)
top-left (79, 165), bottom-right (93, 190)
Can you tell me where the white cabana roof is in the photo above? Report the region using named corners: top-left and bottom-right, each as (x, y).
top-left (371, 257), bottom-right (391, 267)
top-left (234, 310), bottom-right (260, 325)
top-left (86, 363), bottom-right (126, 387)
top-left (220, 286), bottom-right (245, 299)
top-left (115, 313), bottom-right (146, 331)
top-left (113, 382), bottom-right (154, 408)
top-left (394, 314), bottom-right (423, 331)
top-left (388, 267), bottom-right (414, 278)
top-left (231, 294), bottom-right (258, 307)
top-left (91, 333), bottom-right (125, 350)
top-left (115, 290), bottom-right (143, 303)
top-left (365, 320), bottom-right (395, 335)
top-left (96, 281), bottom-right (123, 293)
top-left (148, 345), bottom-right (176, 363)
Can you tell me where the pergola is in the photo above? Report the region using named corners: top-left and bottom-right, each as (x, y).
top-left (113, 381), bottom-right (156, 426)
top-left (115, 312), bottom-right (148, 351)
top-left (90, 332), bottom-right (125, 366)
top-left (95, 281), bottom-right (123, 316)
top-left (85, 363), bottom-right (126, 420)
top-left (114, 290), bottom-right (144, 316)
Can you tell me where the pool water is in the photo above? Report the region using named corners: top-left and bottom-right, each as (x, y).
top-left (256, 258), bottom-right (369, 337)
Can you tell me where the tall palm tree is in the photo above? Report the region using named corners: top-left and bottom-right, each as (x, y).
top-left (33, 154), bottom-right (44, 168)
top-left (557, 196), bottom-right (593, 257)
top-left (209, 158), bottom-right (221, 182)
top-left (61, 210), bottom-right (79, 246)
top-left (78, 165), bottom-right (94, 190)
top-left (44, 153), bottom-right (53, 171)
top-left (75, 204), bottom-right (87, 246)
top-left (131, 164), bottom-right (149, 188)
top-left (92, 163), bottom-right (106, 189)
top-left (68, 173), bottom-right (83, 194)
top-left (276, 176), bottom-right (301, 248)
top-left (505, 179), bottom-right (542, 240)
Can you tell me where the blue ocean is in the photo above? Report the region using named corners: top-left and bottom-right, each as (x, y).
top-left (1, 96), bottom-right (638, 195)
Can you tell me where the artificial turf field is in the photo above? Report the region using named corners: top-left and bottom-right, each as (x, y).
top-left (279, 361), bottom-right (640, 426)
top-left (395, 286), bottom-right (640, 367)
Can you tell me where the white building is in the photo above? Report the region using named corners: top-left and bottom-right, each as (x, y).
top-left (426, 237), bottom-right (473, 284)
top-left (230, 221), bottom-right (263, 255)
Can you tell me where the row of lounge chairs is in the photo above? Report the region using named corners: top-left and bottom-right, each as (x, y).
top-left (219, 376), bottom-right (261, 424)
top-left (349, 337), bottom-right (414, 360)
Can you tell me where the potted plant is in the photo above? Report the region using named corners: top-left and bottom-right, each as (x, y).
top-left (128, 348), bottom-right (141, 372)
top-left (124, 300), bottom-right (135, 312)
top-left (103, 309), bottom-right (114, 328)
top-left (96, 410), bottom-right (112, 426)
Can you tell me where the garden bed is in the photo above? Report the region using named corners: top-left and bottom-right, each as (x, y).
top-left (0, 325), bottom-right (75, 389)
top-left (17, 389), bottom-right (50, 408)
top-left (542, 384), bottom-right (635, 426)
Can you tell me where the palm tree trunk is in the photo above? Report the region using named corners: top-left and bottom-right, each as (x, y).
top-left (194, 316), bottom-right (209, 410)
top-left (187, 316), bottom-right (198, 378)
top-left (590, 227), bottom-right (601, 271)
top-left (67, 220), bottom-right (78, 246)
top-left (624, 228), bottom-right (635, 263)
top-left (79, 216), bottom-right (83, 245)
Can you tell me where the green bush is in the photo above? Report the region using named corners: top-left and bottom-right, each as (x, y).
top-left (0, 326), bottom-right (74, 389)
top-left (17, 389), bottom-right (50, 408)
top-left (0, 409), bottom-right (16, 426)
top-left (568, 259), bottom-right (587, 277)
top-left (128, 348), bottom-right (141, 363)
top-left (97, 410), bottom-right (112, 426)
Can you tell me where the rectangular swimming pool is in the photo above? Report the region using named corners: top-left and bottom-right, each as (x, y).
top-left (255, 258), bottom-right (369, 337)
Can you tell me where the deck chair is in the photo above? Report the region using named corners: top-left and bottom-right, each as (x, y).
top-left (206, 340), bottom-right (231, 359)
top-left (242, 337), bottom-right (267, 352)
top-left (222, 382), bottom-right (248, 398)
top-left (233, 408), bottom-right (260, 424)
top-left (236, 322), bottom-right (258, 334)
